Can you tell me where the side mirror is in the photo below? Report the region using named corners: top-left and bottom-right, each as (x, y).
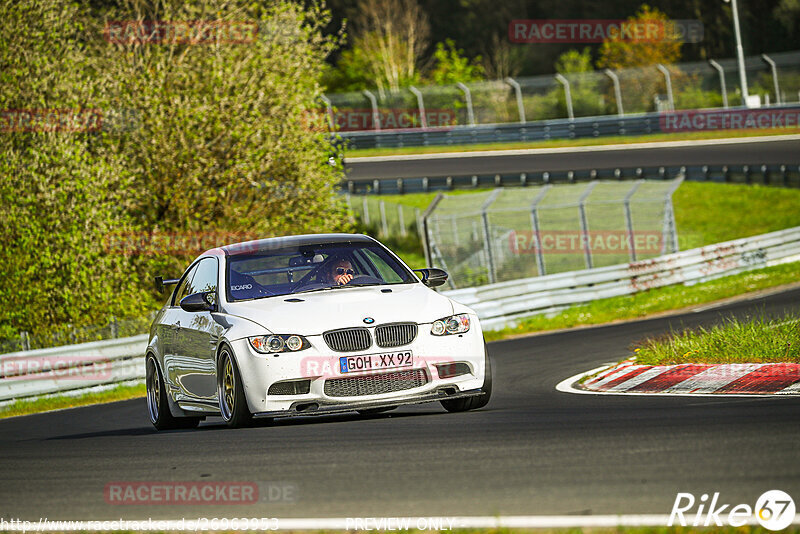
top-left (180, 291), bottom-right (215, 312)
top-left (413, 268), bottom-right (449, 288)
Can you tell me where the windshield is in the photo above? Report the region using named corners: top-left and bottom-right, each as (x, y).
top-left (226, 241), bottom-right (417, 301)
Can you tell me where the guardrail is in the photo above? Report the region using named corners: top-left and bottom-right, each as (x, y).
top-left (3, 226), bottom-right (799, 402)
top-left (339, 111), bottom-right (662, 150)
top-left (338, 104), bottom-right (800, 150)
top-left (0, 334), bottom-right (148, 402)
top-left (344, 163), bottom-right (800, 194)
top-left (442, 226), bottom-right (800, 331)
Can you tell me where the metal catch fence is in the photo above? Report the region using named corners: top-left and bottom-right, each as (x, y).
top-left (422, 178), bottom-right (683, 288)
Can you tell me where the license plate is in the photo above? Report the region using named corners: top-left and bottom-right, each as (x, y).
top-left (339, 351), bottom-right (413, 374)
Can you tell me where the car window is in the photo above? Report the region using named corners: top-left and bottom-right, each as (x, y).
top-left (360, 249), bottom-right (404, 283)
top-left (227, 242), bottom-right (415, 301)
top-left (186, 257), bottom-right (218, 305)
top-left (172, 262), bottom-right (199, 306)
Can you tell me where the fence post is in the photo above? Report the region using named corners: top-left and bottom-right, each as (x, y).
top-left (663, 176), bottom-right (685, 253)
top-left (554, 74), bottom-right (574, 120)
top-left (578, 182), bottom-right (598, 269)
top-left (761, 54), bottom-right (782, 105)
top-left (480, 189), bottom-right (502, 284)
top-left (656, 64), bottom-right (674, 111)
top-left (20, 331), bottom-right (30, 351)
top-left (409, 86), bottom-right (428, 128)
top-left (603, 69), bottom-right (624, 116)
top-left (362, 196), bottom-right (370, 225)
top-left (110, 316), bottom-right (118, 339)
top-left (362, 89), bottom-right (381, 131)
top-left (623, 181), bottom-right (644, 262)
top-left (420, 193), bottom-right (444, 269)
top-left (529, 185), bottom-right (552, 276)
top-left (456, 82), bottom-right (476, 126)
top-left (708, 59), bottom-right (729, 108)
top-left (320, 94), bottom-right (335, 130)
top-left (379, 200), bottom-right (389, 237)
top-left (398, 204), bottom-right (407, 237)
top-left (504, 77), bottom-right (526, 123)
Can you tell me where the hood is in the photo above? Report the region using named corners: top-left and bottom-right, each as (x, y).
top-left (222, 283), bottom-right (455, 335)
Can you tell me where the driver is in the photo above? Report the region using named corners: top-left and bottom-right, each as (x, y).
top-left (327, 258), bottom-right (355, 285)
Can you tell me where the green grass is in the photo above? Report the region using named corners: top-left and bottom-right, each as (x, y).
top-left (673, 182), bottom-right (800, 247)
top-left (634, 314), bottom-right (800, 365)
top-left (0, 382), bottom-right (145, 419)
top-left (483, 260), bottom-right (800, 342)
top-left (346, 128), bottom-right (796, 158)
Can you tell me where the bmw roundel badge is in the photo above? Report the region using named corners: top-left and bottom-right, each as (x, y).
top-left (363, 317), bottom-right (375, 324)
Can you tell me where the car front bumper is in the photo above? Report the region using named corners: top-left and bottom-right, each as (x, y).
top-left (231, 319), bottom-right (487, 416)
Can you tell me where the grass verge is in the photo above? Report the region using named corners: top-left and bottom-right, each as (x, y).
top-left (0, 382), bottom-right (145, 419)
top-left (345, 128), bottom-right (796, 158)
top-left (633, 314), bottom-right (800, 365)
top-left (483, 260), bottom-right (800, 342)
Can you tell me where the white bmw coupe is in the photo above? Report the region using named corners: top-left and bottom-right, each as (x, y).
top-left (145, 234), bottom-right (491, 429)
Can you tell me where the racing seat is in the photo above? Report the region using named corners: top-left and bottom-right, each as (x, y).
top-left (229, 269), bottom-right (270, 299)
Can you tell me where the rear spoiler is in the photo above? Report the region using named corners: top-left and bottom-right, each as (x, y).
top-left (155, 276), bottom-right (180, 293)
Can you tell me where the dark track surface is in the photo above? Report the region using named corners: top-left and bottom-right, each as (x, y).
top-left (2, 287), bottom-right (799, 520)
top-left (345, 137), bottom-right (800, 180)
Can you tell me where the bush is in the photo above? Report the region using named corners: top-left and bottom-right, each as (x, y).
top-left (0, 0), bottom-right (351, 340)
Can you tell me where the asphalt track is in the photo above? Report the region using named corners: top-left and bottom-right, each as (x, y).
top-left (1, 287), bottom-right (799, 521)
top-left (345, 136), bottom-right (800, 180)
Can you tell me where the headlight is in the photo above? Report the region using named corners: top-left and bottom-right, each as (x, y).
top-left (249, 334), bottom-right (310, 353)
top-left (430, 313), bottom-right (470, 336)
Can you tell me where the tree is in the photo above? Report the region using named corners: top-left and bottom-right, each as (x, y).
top-left (597, 4), bottom-right (683, 70)
top-left (0, 0), bottom-right (352, 339)
top-left (349, 0), bottom-right (430, 94)
top-left (556, 47), bottom-right (594, 74)
top-left (0, 0), bottom-right (147, 339)
top-left (427, 40), bottom-right (485, 85)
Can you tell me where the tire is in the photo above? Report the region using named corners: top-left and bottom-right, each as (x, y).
top-left (441, 342), bottom-right (492, 413)
top-left (357, 406), bottom-right (397, 415)
top-left (218, 346), bottom-right (253, 428)
top-left (146, 356), bottom-right (201, 430)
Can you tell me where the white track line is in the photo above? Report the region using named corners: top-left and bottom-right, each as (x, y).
top-left (347, 133), bottom-right (800, 162)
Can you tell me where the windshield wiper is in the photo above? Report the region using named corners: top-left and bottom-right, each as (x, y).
top-left (331, 282), bottom-right (381, 289)
top-left (291, 285), bottom-right (338, 295)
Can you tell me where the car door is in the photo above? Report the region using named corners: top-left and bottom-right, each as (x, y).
top-left (172, 257), bottom-right (221, 404)
top-left (161, 261), bottom-right (200, 401)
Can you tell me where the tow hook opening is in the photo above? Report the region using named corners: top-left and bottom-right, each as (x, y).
top-left (294, 402), bottom-right (319, 413)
